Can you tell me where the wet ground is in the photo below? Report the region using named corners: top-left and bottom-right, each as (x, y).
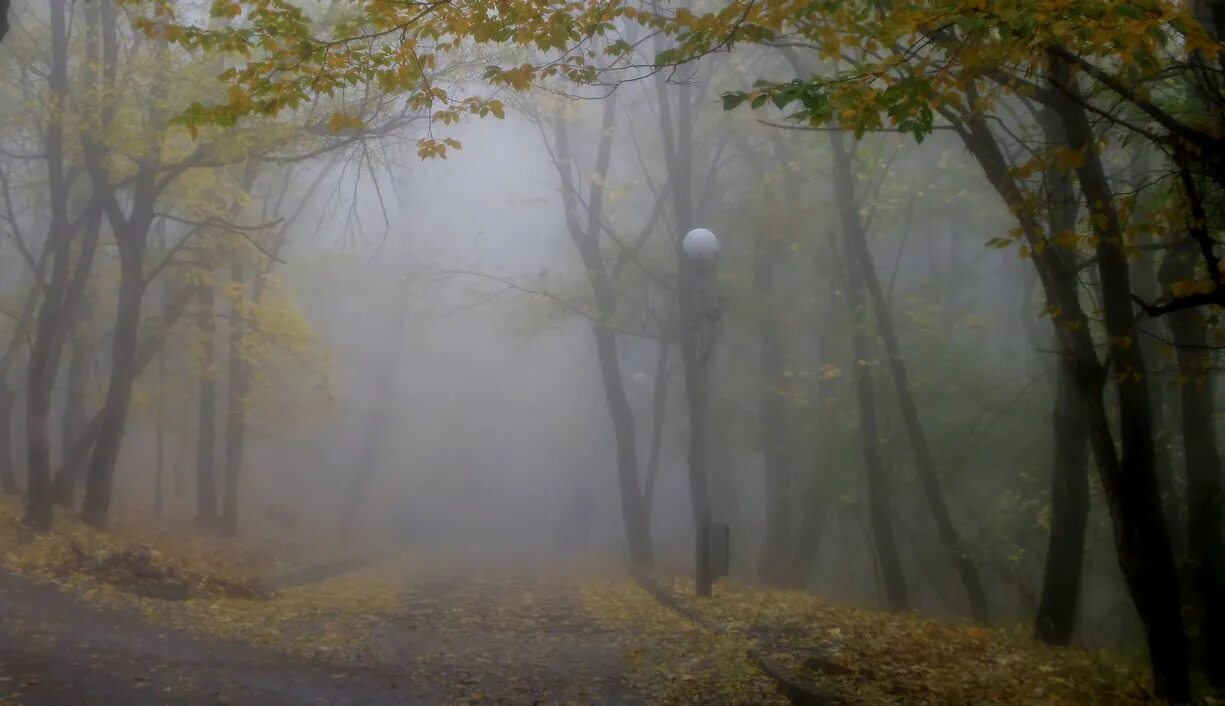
top-left (0, 555), bottom-right (639, 705)
top-left (0, 569), bottom-right (439, 705)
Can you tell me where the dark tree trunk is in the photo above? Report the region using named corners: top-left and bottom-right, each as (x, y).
top-left (24, 0), bottom-right (72, 532)
top-left (1132, 229), bottom-right (1183, 554)
top-left (194, 282), bottom-right (220, 527)
top-left (50, 285), bottom-right (193, 507)
top-left (831, 131), bottom-right (989, 623)
top-left (81, 232), bottom-right (148, 528)
top-left (221, 260), bottom-right (247, 536)
top-left (957, 93), bottom-right (1189, 695)
top-left (1162, 244), bottom-right (1225, 689)
top-left (788, 290), bottom-right (840, 589)
top-left (153, 344), bottom-right (166, 518)
top-left (1033, 104), bottom-right (1090, 646)
top-left (54, 302), bottom-right (93, 508)
top-left (1046, 68), bottom-right (1190, 699)
top-left (592, 323), bottom-right (654, 566)
top-left (0, 387), bottom-right (16, 494)
top-left (642, 336), bottom-right (671, 522)
top-left (828, 134), bottom-right (908, 613)
top-left (1034, 358), bottom-right (1090, 644)
top-left (550, 100), bottom-right (654, 568)
top-left (965, 105), bottom-right (1189, 698)
top-left (756, 226), bottom-right (792, 585)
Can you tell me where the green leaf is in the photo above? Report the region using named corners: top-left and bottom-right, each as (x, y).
top-left (721, 92), bottom-right (748, 111)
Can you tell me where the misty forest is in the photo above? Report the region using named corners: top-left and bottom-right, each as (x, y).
top-left (0, 0), bottom-right (1223, 703)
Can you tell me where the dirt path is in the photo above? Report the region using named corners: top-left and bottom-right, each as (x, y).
top-left (0, 555), bottom-right (643, 705)
top-left (373, 554), bottom-right (633, 704)
top-left (0, 568), bottom-right (435, 705)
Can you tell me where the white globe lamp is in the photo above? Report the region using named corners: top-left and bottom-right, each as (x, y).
top-left (682, 228), bottom-right (720, 268)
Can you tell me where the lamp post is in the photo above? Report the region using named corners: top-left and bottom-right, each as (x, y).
top-left (678, 227), bottom-right (720, 597)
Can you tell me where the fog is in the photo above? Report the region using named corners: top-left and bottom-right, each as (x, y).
top-left (1, 1), bottom-right (1222, 702)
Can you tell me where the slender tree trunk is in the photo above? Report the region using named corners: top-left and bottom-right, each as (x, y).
top-left (0, 387), bottom-right (16, 494)
top-left (954, 79), bottom-right (1188, 698)
top-left (221, 259), bottom-right (247, 536)
top-left (1046, 68), bottom-right (1189, 699)
top-left (550, 100), bottom-right (654, 567)
top-left (153, 347), bottom-right (165, 518)
top-left (24, 0), bottom-right (72, 532)
top-left (1162, 243), bottom-right (1225, 689)
top-left (81, 233), bottom-right (148, 527)
top-left (642, 336), bottom-right (671, 522)
top-left (592, 323), bottom-right (654, 566)
top-left (194, 281), bottom-right (219, 527)
top-left (831, 130), bottom-right (989, 622)
top-left (1034, 358), bottom-right (1090, 644)
top-left (788, 295), bottom-right (839, 588)
top-left (828, 137), bottom-right (907, 612)
top-left (54, 302), bottom-right (93, 508)
top-left (1033, 104), bottom-right (1090, 646)
top-left (51, 285), bottom-right (193, 507)
top-left (846, 311), bottom-right (907, 612)
top-left (1132, 232), bottom-right (1183, 554)
top-left (756, 225), bottom-right (792, 585)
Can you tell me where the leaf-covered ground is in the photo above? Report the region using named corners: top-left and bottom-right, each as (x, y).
top-left (647, 569), bottom-right (1157, 705)
top-left (0, 499), bottom-right (1168, 704)
top-left (0, 500), bottom-right (783, 703)
top-left (0, 496), bottom-right (311, 598)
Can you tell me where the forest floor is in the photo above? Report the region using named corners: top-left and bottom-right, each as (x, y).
top-left (0, 497), bottom-right (1164, 705)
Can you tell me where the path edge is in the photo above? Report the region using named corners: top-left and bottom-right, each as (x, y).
top-left (627, 566), bottom-right (851, 706)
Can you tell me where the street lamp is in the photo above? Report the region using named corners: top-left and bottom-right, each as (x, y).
top-left (678, 227), bottom-right (720, 597)
top-left (682, 227), bottom-right (720, 268)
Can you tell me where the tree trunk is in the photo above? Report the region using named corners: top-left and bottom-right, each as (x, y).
top-left (1033, 103), bottom-right (1090, 646)
top-left (194, 282), bottom-right (220, 527)
top-left (831, 130), bottom-right (989, 623)
top-left (1132, 236), bottom-right (1183, 554)
top-left (550, 100), bottom-right (655, 568)
top-left (642, 336), bottom-right (671, 523)
top-left (54, 302), bottom-right (93, 508)
top-left (1034, 357), bottom-right (1090, 644)
top-left (153, 347), bottom-right (165, 518)
top-left (1162, 244), bottom-right (1225, 689)
top-left (1046, 68), bottom-right (1190, 699)
top-left (221, 260), bottom-right (248, 536)
top-left (592, 323), bottom-right (655, 566)
top-left (756, 225), bottom-right (792, 585)
top-left (81, 233), bottom-right (148, 528)
top-left (954, 79), bottom-right (1188, 698)
top-left (0, 387), bottom-right (16, 494)
top-left (828, 135), bottom-right (908, 613)
top-left (24, 0), bottom-right (72, 533)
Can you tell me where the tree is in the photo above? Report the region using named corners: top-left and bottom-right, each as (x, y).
top-left (531, 93), bottom-right (660, 567)
top-left (692, 3), bottom-right (1217, 695)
